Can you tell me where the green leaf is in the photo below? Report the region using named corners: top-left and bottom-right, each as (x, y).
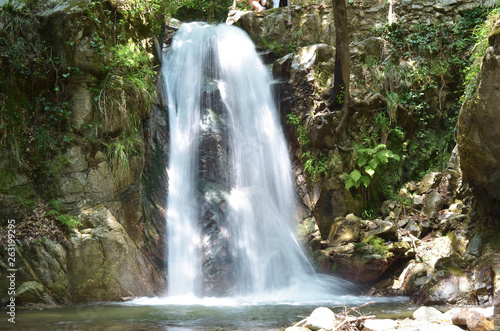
top-left (368, 159), bottom-right (379, 170)
top-left (365, 166), bottom-right (375, 177)
top-left (361, 175), bottom-right (371, 188)
top-left (357, 153), bottom-right (369, 167)
top-left (349, 169), bottom-right (362, 182)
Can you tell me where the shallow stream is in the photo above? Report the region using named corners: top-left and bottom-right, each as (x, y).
top-left (10, 296), bottom-right (415, 331)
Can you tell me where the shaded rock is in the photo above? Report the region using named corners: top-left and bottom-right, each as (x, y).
top-left (434, 253), bottom-right (468, 271)
top-left (15, 281), bottom-right (53, 305)
top-left (308, 112), bottom-right (339, 149)
top-left (457, 20), bottom-right (500, 232)
top-left (464, 234), bottom-right (482, 261)
top-left (0, 152), bottom-right (38, 222)
top-left (314, 182), bottom-right (350, 239)
top-left (437, 211), bottom-right (466, 232)
top-left (411, 269), bottom-right (473, 305)
top-left (305, 307), bottom-right (336, 331)
top-left (361, 220), bottom-right (398, 241)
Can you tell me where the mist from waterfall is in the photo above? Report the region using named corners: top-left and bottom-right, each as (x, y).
top-left (161, 22), bottom-right (353, 303)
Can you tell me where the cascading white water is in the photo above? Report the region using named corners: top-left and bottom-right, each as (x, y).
top-left (163, 22), bottom-right (351, 301)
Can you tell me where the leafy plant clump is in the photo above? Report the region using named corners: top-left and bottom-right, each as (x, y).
top-left (354, 236), bottom-right (390, 258)
top-left (461, 5), bottom-right (500, 104)
top-left (344, 144), bottom-right (400, 190)
top-left (286, 112), bottom-right (330, 182)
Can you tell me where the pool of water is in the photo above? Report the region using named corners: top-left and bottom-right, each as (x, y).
top-left (7, 296), bottom-right (416, 331)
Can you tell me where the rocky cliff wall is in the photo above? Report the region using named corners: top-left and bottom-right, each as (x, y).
top-left (0, 0), bottom-right (167, 305)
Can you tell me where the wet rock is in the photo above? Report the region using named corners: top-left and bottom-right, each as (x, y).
top-left (272, 53), bottom-right (294, 80)
top-left (15, 281), bottom-right (53, 305)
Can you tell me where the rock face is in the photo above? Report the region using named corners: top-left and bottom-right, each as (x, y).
top-left (0, 0), bottom-right (167, 305)
top-left (67, 206), bottom-right (163, 302)
top-left (457, 18), bottom-right (500, 233)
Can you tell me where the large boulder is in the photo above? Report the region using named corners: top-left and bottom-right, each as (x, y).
top-left (457, 19), bottom-right (500, 232)
top-left (67, 206), bottom-right (164, 302)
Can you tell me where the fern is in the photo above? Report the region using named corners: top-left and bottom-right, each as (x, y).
top-left (57, 214), bottom-right (82, 228)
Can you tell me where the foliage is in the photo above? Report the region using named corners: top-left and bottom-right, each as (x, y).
top-left (344, 144), bottom-right (400, 190)
top-left (57, 214), bottom-right (82, 228)
top-left (46, 199), bottom-right (82, 228)
top-left (0, 0), bottom-right (156, 213)
top-left (286, 112), bottom-right (330, 182)
top-left (354, 236), bottom-right (389, 258)
top-left (104, 129), bottom-right (143, 178)
top-left (174, 0), bottom-right (234, 23)
top-left (258, 37), bottom-right (298, 57)
top-left (461, 5), bottom-right (500, 104)
top-left (353, 7), bottom-right (495, 196)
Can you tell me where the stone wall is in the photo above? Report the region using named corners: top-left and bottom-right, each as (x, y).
top-left (229, 0), bottom-right (497, 48)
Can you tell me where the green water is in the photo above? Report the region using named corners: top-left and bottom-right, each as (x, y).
top-left (5, 299), bottom-right (416, 331)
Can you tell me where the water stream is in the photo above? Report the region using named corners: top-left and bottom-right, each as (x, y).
top-left (163, 22), bottom-right (353, 301)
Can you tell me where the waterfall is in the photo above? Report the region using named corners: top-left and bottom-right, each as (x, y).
top-left (163, 23), bottom-right (350, 301)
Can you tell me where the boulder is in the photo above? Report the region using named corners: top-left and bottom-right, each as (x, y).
top-left (396, 319), bottom-right (464, 331)
top-left (305, 307), bottom-right (336, 331)
top-left (361, 220), bottom-right (398, 241)
top-left (417, 172), bottom-right (442, 194)
top-left (412, 306), bottom-right (443, 322)
top-left (452, 308), bottom-right (494, 331)
top-left (67, 206), bottom-right (164, 302)
top-left (423, 190), bottom-right (444, 220)
top-left (363, 319), bottom-right (398, 331)
top-left (411, 269), bottom-right (473, 305)
top-left (15, 281), bottom-right (53, 305)
top-left (457, 21), bottom-right (500, 231)
top-left (328, 214), bottom-right (362, 244)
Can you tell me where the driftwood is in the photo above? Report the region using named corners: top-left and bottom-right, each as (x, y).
top-left (333, 301), bottom-right (375, 331)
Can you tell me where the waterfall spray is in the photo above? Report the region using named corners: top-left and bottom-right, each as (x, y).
top-left (163, 22), bottom-right (352, 302)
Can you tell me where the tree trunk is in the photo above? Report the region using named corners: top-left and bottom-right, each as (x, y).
top-left (330, 0), bottom-right (350, 135)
